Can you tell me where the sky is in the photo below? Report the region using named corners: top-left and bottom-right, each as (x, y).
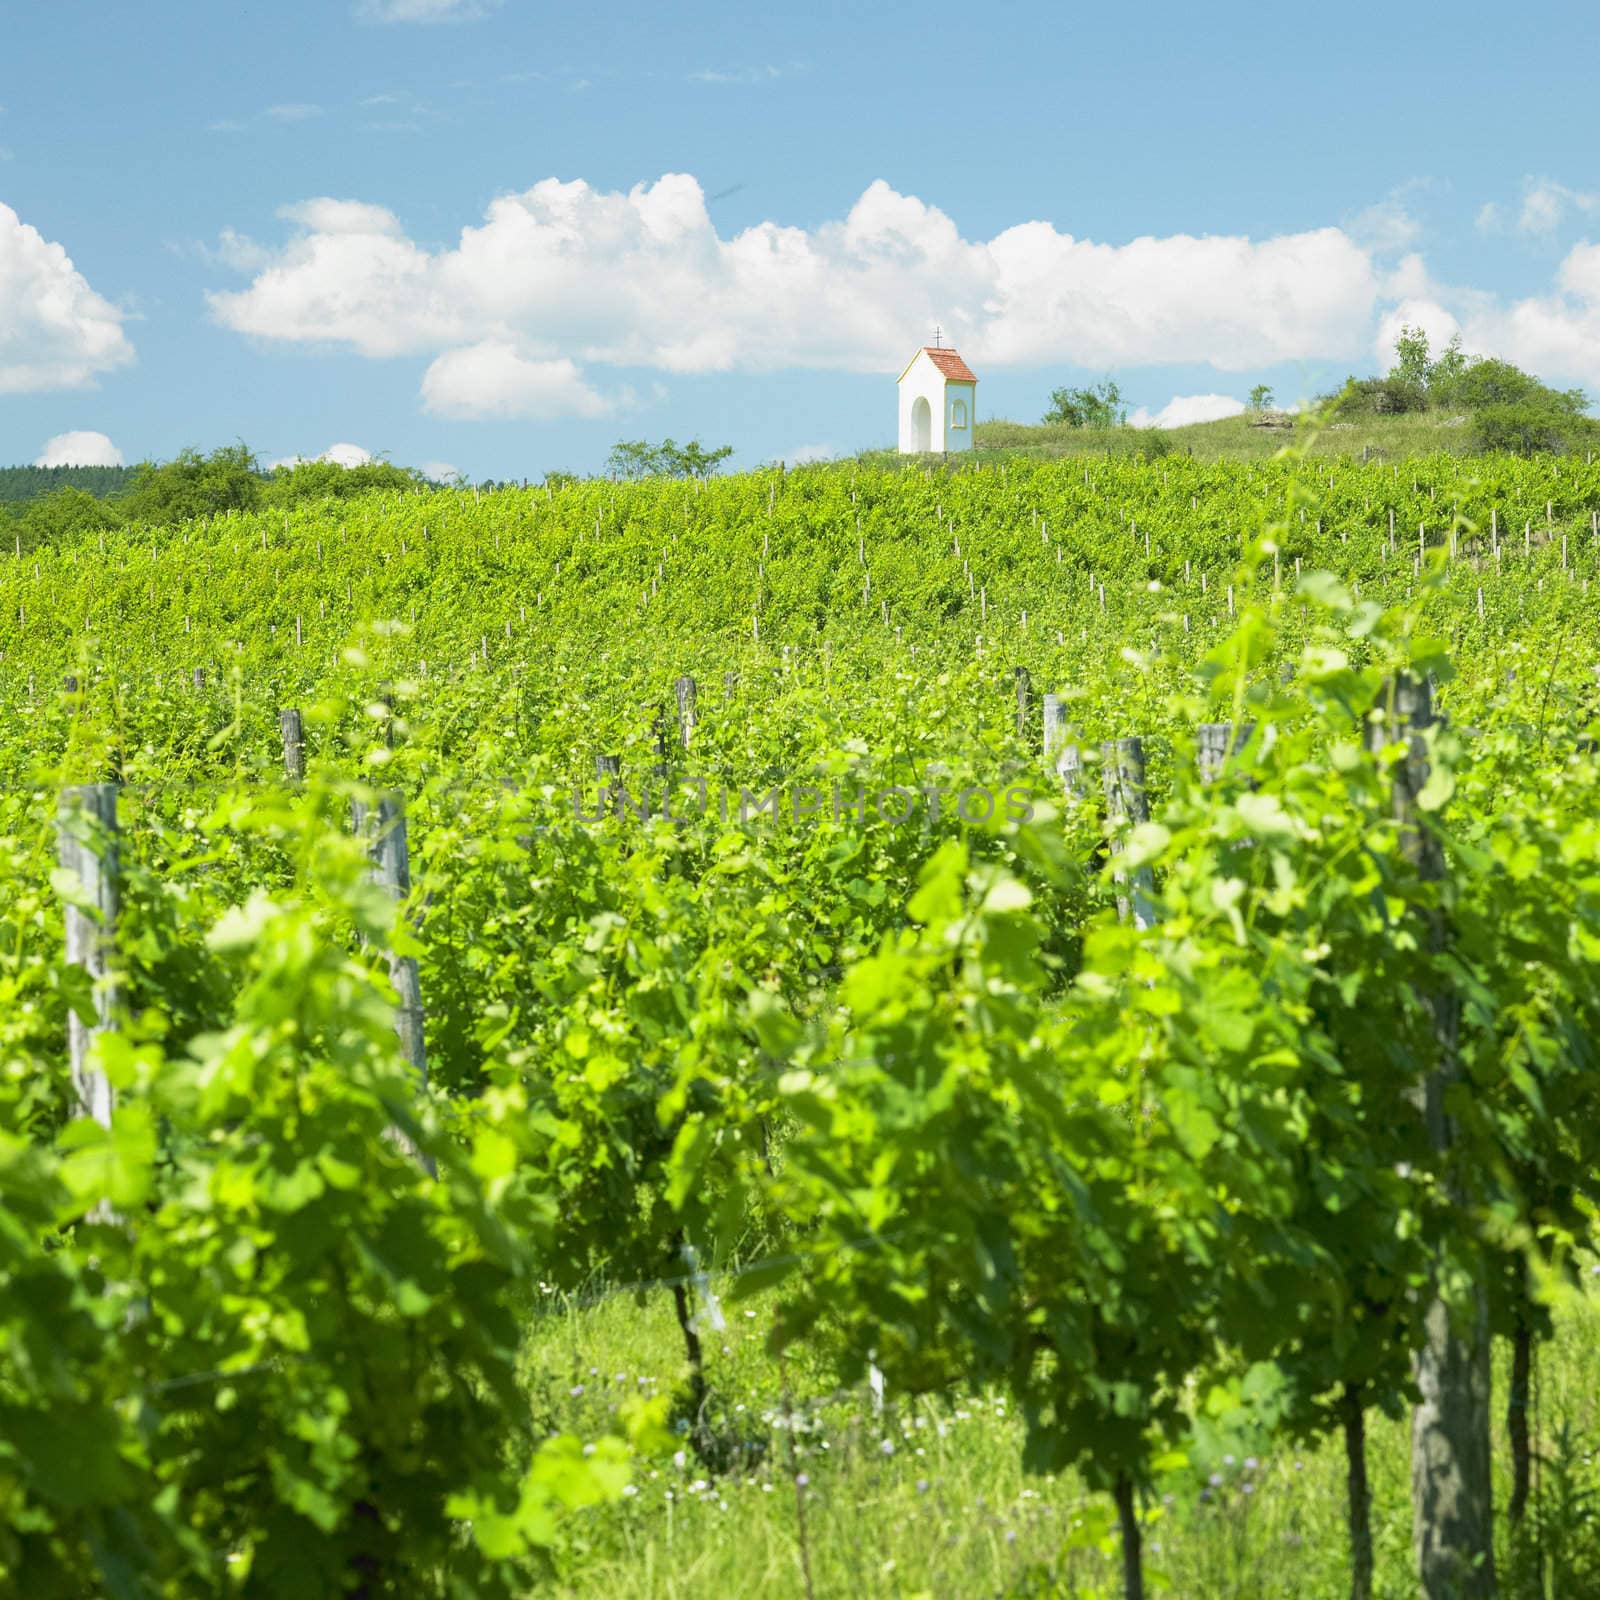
top-left (3, 0), bottom-right (1599, 480)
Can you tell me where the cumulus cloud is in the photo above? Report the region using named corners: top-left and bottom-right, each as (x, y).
top-left (1457, 242), bottom-right (1600, 387)
top-left (1127, 394), bottom-right (1246, 429)
top-left (420, 460), bottom-right (461, 481)
top-left (208, 174), bottom-right (1393, 419)
top-left (420, 342), bottom-right (621, 419)
top-left (268, 442), bottom-right (375, 469)
top-left (35, 430), bottom-right (123, 467)
top-left (357, 0), bottom-right (499, 19)
top-left (0, 203), bottom-right (133, 393)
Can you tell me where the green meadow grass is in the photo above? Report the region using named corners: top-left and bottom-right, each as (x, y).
top-left (525, 1284), bottom-right (1600, 1598)
top-left (848, 410), bottom-right (1495, 469)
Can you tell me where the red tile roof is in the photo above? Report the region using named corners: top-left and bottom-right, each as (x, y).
top-left (924, 347), bottom-right (978, 383)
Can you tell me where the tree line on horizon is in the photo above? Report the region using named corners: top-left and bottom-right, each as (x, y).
top-left (0, 434), bottom-right (741, 552)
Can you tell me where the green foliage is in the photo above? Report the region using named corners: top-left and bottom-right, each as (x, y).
top-left (1247, 384), bottom-right (1274, 412)
top-left (1323, 331), bottom-right (1595, 457)
top-left (119, 444), bottom-right (267, 525)
top-left (12, 487), bottom-right (125, 550)
top-left (263, 458), bottom-right (430, 504)
top-left (1043, 380), bottom-right (1126, 429)
top-left (605, 439), bottom-right (734, 480)
top-left (2, 445), bottom-right (1600, 1594)
top-left (1472, 401), bottom-right (1585, 455)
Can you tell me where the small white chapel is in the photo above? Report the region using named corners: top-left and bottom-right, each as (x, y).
top-left (897, 333), bottom-right (978, 454)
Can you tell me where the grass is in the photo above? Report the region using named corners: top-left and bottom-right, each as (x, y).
top-left (846, 409), bottom-right (1497, 471)
top-left (525, 1283), bottom-right (1600, 1598)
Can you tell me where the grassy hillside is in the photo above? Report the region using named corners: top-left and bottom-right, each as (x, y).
top-left (849, 408), bottom-right (1565, 468)
top-left (852, 409), bottom-right (1503, 466)
top-left (973, 408), bottom-right (1486, 461)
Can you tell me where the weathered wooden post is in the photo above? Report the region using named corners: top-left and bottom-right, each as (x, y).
top-left (192, 667), bottom-right (205, 691)
top-left (1368, 673), bottom-right (1493, 1600)
top-left (1197, 721), bottom-right (1253, 784)
top-left (280, 708), bottom-right (305, 781)
top-left (676, 675), bottom-right (697, 749)
top-left (1042, 693), bottom-right (1084, 800)
top-left (352, 791), bottom-right (434, 1177)
top-left (58, 784), bottom-right (119, 1128)
top-left (1102, 737), bottom-right (1156, 929)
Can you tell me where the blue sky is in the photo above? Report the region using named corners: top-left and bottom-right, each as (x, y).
top-left (3, 0), bottom-right (1599, 479)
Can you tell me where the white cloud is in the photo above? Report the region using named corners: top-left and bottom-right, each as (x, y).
top-left (265, 103), bottom-right (324, 123)
top-left (357, 0), bottom-right (499, 19)
top-left (1475, 202), bottom-right (1503, 233)
top-left (786, 443), bottom-right (836, 464)
top-left (1127, 394), bottom-right (1245, 429)
top-left (1346, 198), bottom-right (1422, 254)
top-left (209, 174), bottom-right (1390, 421)
top-left (1514, 178), bottom-right (1599, 236)
top-left (689, 65), bottom-right (804, 85)
top-left (35, 430), bottom-right (123, 467)
top-left (1455, 242), bottom-right (1600, 390)
top-left (420, 459), bottom-right (460, 481)
top-left (0, 203), bottom-right (133, 393)
top-left (420, 342), bottom-right (621, 419)
top-left (321, 441), bottom-right (372, 467)
top-left (269, 442), bottom-right (375, 469)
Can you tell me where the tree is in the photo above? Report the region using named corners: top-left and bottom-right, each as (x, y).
top-left (606, 440), bottom-right (663, 481)
top-left (262, 458), bottom-right (428, 506)
top-left (605, 438), bottom-right (735, 480)
top-left (1391, 324), bottom-right (1433, 390)
top-left (14, 487), bottom-right (124, 548)
top-left (120, 443), bottom-right (265, 524)
top-left (1248, 384), bottom-right (1275, 412)
top-left (1428, 334), bottom-right (1468, 406)
top-left (1044, 379), bottom-right (1126, 429)
top-left (658, 439), bottom-right (734, 479)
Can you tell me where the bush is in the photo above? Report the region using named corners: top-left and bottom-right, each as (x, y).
top-left (264, 459), bottom-right (429, 505)
top-left (1325, 376), bottom-right (1430, 417)
top-left (1043, 380), bottom-right (1126, 429)
top-left (1472, 402), bottom-right (1583, 455)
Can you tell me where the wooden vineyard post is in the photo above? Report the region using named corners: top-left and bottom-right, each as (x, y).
top-left (1042, 692), bottom-right (1083, 800)
top-left (1014, 666), bottom-right (1030, 739)
top-left (58, 783), bottom-right (119, 1129)
top-left (676, 675), bottom-right (697, 750)
top-left (1102, 737), bottom-right (1156, 929)
top-left (352, 792), bottom-right (435, 1178)
top-left (280, 708), bottom-right (305, 780)
top-left (1196, 721), bottom-right (1253, 785)
top-left (192, 667), bottom-right (205, 691)
top-left (1368, 673), bottom-right (1494, 1600)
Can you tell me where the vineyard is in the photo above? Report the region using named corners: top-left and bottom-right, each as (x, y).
top-left (8, 439), bottom-right (1600, 1599)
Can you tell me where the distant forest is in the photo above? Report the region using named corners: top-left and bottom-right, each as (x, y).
top-left (0, 464), bottom-right (139, 505)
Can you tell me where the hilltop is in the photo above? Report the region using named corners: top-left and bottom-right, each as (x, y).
top-left (848, 408), bottom-right (1553, 469)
